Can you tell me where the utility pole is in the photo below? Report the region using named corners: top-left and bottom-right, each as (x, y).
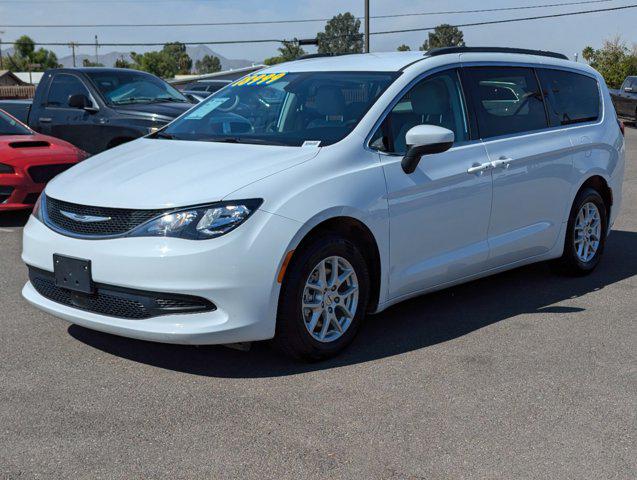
top-left (364, 0), bottom-right (370, 53)
top-left (69, 42), bottom-right (77, 67)
top-left (95, 35), bottom-right (99, 64)
top-left (0, 31), bottom-right (4, 70)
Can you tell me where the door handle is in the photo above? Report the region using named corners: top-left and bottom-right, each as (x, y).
top-left (467, 163), bottom-right (492, 174)
top-left (491, 156), bottom-right (512, 169)
top-left (38, 117), bottom-right (52, 123)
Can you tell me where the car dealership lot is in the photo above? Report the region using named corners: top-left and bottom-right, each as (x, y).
top-left (0, 129), bottom-right (635, 479)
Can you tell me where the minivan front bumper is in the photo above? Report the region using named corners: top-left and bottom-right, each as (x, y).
top-left (21, 209), bottom-right (300, 344)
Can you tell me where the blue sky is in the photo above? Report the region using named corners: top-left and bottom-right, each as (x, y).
top-left (0, 0), bottom-right (634, 62)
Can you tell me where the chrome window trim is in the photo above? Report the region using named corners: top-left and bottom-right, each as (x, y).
top-left (365, 60), bottom-right (606, 153)
top-left (459, 61), bottom-right (605, 142)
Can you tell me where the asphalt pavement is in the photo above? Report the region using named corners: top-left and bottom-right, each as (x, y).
top-left (0, 129), bottom-right (635, 479)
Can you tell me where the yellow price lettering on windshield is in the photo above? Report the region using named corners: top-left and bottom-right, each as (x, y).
top-left (232, 72), bottom-right (286, 87)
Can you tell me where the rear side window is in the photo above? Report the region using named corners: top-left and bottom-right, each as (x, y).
top-left (537, 69), bottom-right (600, 126)
top-left (464, 67), bottom-right (547, 139)
top-left (47, 74), bottom-right (90, 108)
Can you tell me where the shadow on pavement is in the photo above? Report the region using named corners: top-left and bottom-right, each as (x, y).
top-left (0, 210), bottom-right (31, 228)
top-left (69, 229), bottom-right (637, 378)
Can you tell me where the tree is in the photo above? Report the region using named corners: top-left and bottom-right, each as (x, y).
top-left (420, 24), bottom-right (465, 51)
top-left (195, 54), bottom-right (222, 74)
top-left (83, 59), bottom-right (104, 67)
top-left (162, 42), bottom-right (192, 74)
top-left (397, 44), bottom-right (411, 52)
top-left (264, 40), bottom-right (306, 65)
top-left (131, 50), bottom-right (177, 78)
top-left (583, 37), bottom-right (637, 88)
top-left (10, 35), bottom-right (60, 71)
top-left (114, 56), bottom-right (132, 69)
top-left (14, 35), bottom-right (35, 58)
top-left (130, 42), bottom-right (193, 78)
top-left (317, 12), bottom-right (363, 55)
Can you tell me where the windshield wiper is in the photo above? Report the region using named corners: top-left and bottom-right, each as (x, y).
top-left (111, 97), bottom-right (154, 105)
top-left (152, 131), bottom-right (177, 140)
top-left (208, 137), bottom-right (287, 146)
top-left (153, 97), bottom-right (187, 103)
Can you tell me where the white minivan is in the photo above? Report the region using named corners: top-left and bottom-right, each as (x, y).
top-left (22, 47), bottom-right (625, 360)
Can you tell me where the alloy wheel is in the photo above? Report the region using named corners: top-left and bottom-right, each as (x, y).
top-left (301, 256), bottom-right (359, 343)
top-left (574, 202), bottom-right (602, 263)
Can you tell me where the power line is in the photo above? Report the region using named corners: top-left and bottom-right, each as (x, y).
top-left (2, 3), bottom-right (635, 47)
top-left (0, 0), bottom-right (614, 28)
top-left (372, 3), bottom-right (637, 35)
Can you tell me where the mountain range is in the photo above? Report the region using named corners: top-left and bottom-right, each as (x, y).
top-left (59, 45), bottom-right (256, 70)
top-left (3, 45), bottom-right (256, 71)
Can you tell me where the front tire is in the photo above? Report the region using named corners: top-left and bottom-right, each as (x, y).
top-left (555, 187), bottom-right (608, 275)
top-left (274, 234), bottom-right (370, 361)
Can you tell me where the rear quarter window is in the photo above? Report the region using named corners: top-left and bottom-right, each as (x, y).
top-left (537, 69), bottom-right (600, 126)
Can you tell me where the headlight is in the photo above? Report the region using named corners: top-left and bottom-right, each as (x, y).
top-left (32, 193), bottom-right (44, 221)
top-left (129, 199), bottom-right (262, 240)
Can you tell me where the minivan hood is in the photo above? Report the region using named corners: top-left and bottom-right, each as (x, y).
top-left (46, 138), bottom-right (320, 209)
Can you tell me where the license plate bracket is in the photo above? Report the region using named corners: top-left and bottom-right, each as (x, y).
top-left (53, 254), bottom-right (93, 294)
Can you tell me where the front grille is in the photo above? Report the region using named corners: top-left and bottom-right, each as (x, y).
top-left (28, 164), bottom-right (74, 183)
top-left (45, 196), bottom-right (165, 237)
top-left (29, 267), bottom-right (215, 320)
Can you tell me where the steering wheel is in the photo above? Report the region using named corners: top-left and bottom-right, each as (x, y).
top-left (208, 112), bottom-right (253, 134)
top-left (217, 93), bottom-right (240, 112)
top-left (511, 92), bottom-right (538, 116)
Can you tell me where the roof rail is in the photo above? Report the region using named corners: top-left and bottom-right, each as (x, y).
top-left (296, 53), bottom-right (336, 60)
top-left (425, 47), bottom-right (569, 61)
top-left (295, 53), bottom-right (354, 61)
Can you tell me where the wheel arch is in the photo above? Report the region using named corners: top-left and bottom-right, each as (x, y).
top-left (576, 174), bottom-right (613, 220)
top-left (281, 213), bottom-right (384, 313)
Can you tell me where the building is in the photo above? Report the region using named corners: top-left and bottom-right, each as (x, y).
top-left (0, 70), bottom-right (36, 99)
top-left (0, 70), bottom-right (28, 86)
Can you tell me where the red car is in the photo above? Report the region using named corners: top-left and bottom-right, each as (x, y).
top-left (0, 109), bottom-right (88, 211)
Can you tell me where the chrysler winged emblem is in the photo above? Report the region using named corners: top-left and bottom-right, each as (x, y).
top-left (60, 211), bottom-right (111, 223)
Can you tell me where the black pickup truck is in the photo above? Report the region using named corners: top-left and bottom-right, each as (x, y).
top-left (610, 76), bottom-right (637, 124)
top-left (0, 68), bottom-right (194, 154)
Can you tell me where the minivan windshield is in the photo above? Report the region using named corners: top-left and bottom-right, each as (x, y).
top-left (85, 70), bottom-right (188, 106)
top-left (0, 110), bottom-right (31, 135)
top-left (159, 71), bottom-right (398, 146)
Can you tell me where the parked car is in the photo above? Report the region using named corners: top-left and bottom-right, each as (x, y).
top-left (0, 68), bottom-right (194, 155)
top-left (22, 47), bottom-right (625, 360)
top-left (0, 109), bottom-right (87, 211)
top-left (182, 79), bottom-right (232, 99)
top-left (610, 75), bottom-right (637, 123)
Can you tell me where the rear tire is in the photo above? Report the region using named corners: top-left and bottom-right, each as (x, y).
top-left (274, 234), bottom-right (370, 361)
top-left (554, 187), bottom-right (608, 276)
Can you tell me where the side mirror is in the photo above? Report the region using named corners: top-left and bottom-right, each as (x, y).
top-left (68, 94), bottom-right (98, 113)
top-left (401, 125), bottom-right (454, 174)
top-left (624, 87), bottom-right (634, 93)
top-left (184, 93), bottom-right (202, 104)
